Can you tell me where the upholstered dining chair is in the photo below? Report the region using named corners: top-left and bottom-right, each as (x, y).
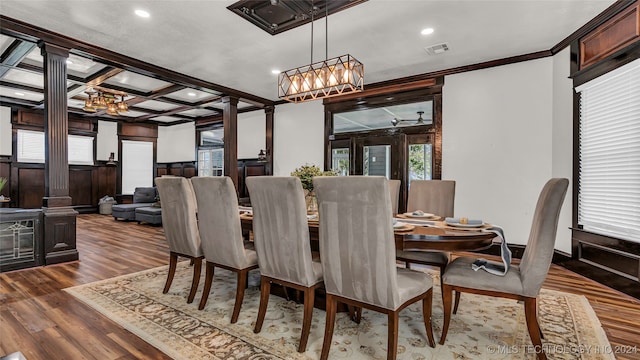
top-left (314, 176), bottom-right (435, 360)
top-left (388, 179), bottom-right (401, 214)
top-left (155, 176), bottom-right (204, 304)
top-left (245, 176), bottom-right (323, 353)
top-left (439, 178), bottom-right (569, 360)
top-left (397, 180), bottom-right (456, 274)
top-left (190, 176), bottom-right (259, 323)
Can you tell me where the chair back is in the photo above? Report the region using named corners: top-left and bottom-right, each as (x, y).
top-left (246, 176), bottom-right (317, 287)
top-left (191, 176), bottom-right (252, 269)
top-left (519, 178), bottom-right (569, 297)
top-left (406, 180), bottom-right (455, 217)
top-left (388, 179), bottom-right (401, 214)
top-left (314, 176), bottom-right (401, 310)
top-left (155, 177), bottom-right (202, 257)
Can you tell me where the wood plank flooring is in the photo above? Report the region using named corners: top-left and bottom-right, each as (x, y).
top-left (1, 214), bottom-right (638, 359)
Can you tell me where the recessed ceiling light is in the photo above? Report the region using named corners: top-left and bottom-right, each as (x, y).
top-left (135, 9), bottom-right (150, 18)
top-left (421, 28), bottom-right (434, 35)
top-left (271, 69), bottom-right (280, 75)
top-left (187, 92), bottom-right (197, 97)
top-left (66, 59), bottom-right (73, 65)
top-left (14, 92), bottom-right (25, 96)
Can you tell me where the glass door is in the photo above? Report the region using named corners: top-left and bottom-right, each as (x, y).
top-left (354, 134), bottom-right (406, 180)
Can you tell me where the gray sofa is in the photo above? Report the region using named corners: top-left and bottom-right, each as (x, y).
top-left (112, 187), bottom-right (158, 221)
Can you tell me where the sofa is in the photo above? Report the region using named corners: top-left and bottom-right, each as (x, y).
top-left (112, 187), bottom-right (158, 221)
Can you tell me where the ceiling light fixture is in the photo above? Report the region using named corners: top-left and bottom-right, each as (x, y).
top-left (187, 92), bottom-right (197, 96)
top-left (82, 87), bottom-right (129, 116)
top-left (271, 69), bottom-right (280, 75)
top-left (421, 28), bottom-right (434, 35)
top-left (14, 92), bottom-right (25, 96)
top-left (278, 1), bottom-right (363, 103)
top-left (135, 9), bottom-right (150, 18)
top-left (391, 111), bottom-right (425, 127)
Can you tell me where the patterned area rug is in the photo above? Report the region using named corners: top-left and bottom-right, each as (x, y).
top-left (65, 262), bottom-right (613, 360)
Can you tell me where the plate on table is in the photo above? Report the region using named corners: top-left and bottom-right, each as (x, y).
top-left (403, 212), bottom-right (436, 219)
top-left (444, 220), bottom-right (487, 229)
top-left (393, 222), bottom-right (415, 232)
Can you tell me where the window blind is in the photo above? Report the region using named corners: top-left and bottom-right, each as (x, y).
top-left (17, 129), bottom-right (45, 163)
top-left (68, 134), bottom-right (94, 165)
top-left (576, 58), bottom-right (640, 243)
top-left (121, 140), bottom-right (154, 195)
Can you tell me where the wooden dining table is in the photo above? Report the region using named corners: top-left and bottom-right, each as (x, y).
top-left (239, 214), bottom-right (496, 253)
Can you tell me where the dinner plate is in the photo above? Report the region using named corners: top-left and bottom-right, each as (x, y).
top-left (403, 212), bottom-right (436, 219)
top-left (393, 222), bottom-right (415, 232)
top-left (444, 221), bottom-right (486, 228)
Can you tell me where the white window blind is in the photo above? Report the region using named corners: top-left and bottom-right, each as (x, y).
top-left (122, 140), bottom-right (154, 195)
top-left (17, 130), bottom-right (94, 165)
top-left (68, 134), bottom-right (94, 165)
top-left (576, 58), bottom-right (640, 243)
top-left (17, 129), bottom-right (45, 163)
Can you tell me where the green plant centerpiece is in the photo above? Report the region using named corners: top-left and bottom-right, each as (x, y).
top-left (291, 164), bottom-right (337, 213)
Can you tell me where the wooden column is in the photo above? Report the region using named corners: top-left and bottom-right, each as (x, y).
top-left (39, 41), bottom-right (78, 265)
top-left (265, 106), bottom-right (274, 175)
top-left (222, 96), bottom-right (239, 190)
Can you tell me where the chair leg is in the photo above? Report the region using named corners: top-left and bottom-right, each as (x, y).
top-left (189, 258), bottom-right (195, 266)
top-left (198, 262), bottom-right (215, 310)
top-left (347, 305), bottom-right (362, 324)
top-left (254, 277), bottom-right (271, 333)
top-left (440, 283), bottom-right (453, 345)
top-left (320, 294), bottom-right (337, 360)
top-left (187, 257), bottom-right (202, 304)
top-left (163, 252), bottom-right (178, 294)
top-left (298, 286), bottom-right (315, 352)
top-left (453, 290), bottom-right (461, 314)
top-left (524, 297), bottom-right (547, 360)
top-left (231, 269), bottom-right (248, 324)
top-left (422, 289), bottom-right (435, 348)
top-left (387, 311), bottom-right (399, 360)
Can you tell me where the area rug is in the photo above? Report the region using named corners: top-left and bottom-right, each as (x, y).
top-left (64, 262), bottom-right (613, 360)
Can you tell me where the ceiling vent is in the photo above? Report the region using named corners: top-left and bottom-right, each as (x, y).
top-left (424, 43), bottom-right (450, 55)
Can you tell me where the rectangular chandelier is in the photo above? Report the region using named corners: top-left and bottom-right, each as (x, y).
top-left (278, 54), bottom-right (364, 103)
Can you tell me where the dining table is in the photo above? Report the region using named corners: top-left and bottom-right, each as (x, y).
top-left (238, 211), bottom-right (497, 254)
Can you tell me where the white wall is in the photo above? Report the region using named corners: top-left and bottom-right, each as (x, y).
top-left (551, 48), bottom-right (574, 254)
top-left (238, 111), bottom-right (266, 159)
top-left (0, 106), bottom-right (12, 156)
top-left (442, 57), bottom-right (568, 247)
top-left (157, 122), bottom-right (195, 163)
top-left (272, 101), bottom-right (325, 176)
top-left (97, 120), bottom-right (118, 161)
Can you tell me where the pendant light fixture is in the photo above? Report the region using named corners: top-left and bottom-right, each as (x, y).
top-left (277, 1), bottom-right (363, 103)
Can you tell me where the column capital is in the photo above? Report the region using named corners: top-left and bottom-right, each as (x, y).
top-left (38, 41), bottom-right (70, 58)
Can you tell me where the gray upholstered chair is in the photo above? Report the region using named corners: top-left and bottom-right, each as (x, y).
top-left (439, 178), bottom-right (569, 360)
top-left (191, 176), bottom-right (259, 323)
top-left (314, 176), bottom-right (435, 360)
top-left (396, 180), bottom-right (456, 274)
top-left (155, 177), bottom-right (204, 304)
top-left (388, 179), bottom-right (401, 214)
top-left (246, 176), bottom-right (323, 353)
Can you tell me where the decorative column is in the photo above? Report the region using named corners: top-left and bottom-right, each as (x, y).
top-left (222, 96), bottom-right (239, 191)
top-left (265, 105), bottom-right (274, 175)
top-left (39, 41), bottom-right (78, 265)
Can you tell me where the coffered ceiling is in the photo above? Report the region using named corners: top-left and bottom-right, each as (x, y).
top-left (0, 0), bottom-right (616, 125)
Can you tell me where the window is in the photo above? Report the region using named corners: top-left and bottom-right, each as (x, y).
top-left (17, 130), bottom-right (44, 163)
top-left (68, 134), bottom-right (94, 165)
top-left (17, 130), bottom-right (94, 165)
top-left (331, 148), bottom-right (349, 176)
top-left (576, 58), bottom-right (640, 243)
top-left (198, 149), bottom-right (223, 176)
top-left (121, 140), bottom-right (154, 195)
top-left (408, 143), bottom-right (432, 182)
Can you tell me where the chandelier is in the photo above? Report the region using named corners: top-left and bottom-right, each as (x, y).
top-left (82, 87), bottom-right (129, 116)
top-left (278, 2), bottom-right (363, 103)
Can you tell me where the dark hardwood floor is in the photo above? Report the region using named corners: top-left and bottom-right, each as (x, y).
top-left (1, 214), bottom-right (639, 359)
